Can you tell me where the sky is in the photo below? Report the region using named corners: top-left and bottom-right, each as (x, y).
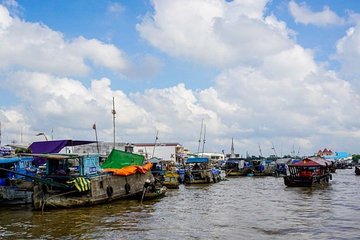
top-left (1, 0), bottom-right (360, 157)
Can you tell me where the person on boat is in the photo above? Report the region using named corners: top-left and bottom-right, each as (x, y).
top-left (193, 163), bottom-right (200, 170)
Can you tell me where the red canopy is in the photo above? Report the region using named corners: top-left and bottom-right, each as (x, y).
top-left (289, 157), bottom-right (330, 167)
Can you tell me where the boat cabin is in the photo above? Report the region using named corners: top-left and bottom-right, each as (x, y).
top-left (284, 157), bottom-right (332, 187)
top-left (184, 157), bottom-right (220, 183)
top-left (224, 158), bottom-right (252, 176)
top-left (0, 155), bottom-right (35, 204)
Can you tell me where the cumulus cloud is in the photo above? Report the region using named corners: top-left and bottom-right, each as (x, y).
top-left (289, 1), bottom-right (345, 27)
top-left (335, 23), bottom-right (360, 83)
top-left (0, 4), bottom-right (130, 77)
top-left (137, 0), bottom-right (294, 68)
top-left (1, 71), bottom-right (158, 143)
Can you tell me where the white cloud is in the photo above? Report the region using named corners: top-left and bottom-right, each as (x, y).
top-left (107, 2), bottom-right (125, 16)
top-left (0, 5), bottom-right (130, 77)
top-left (335, 23), bottom-right (360, 83)
top-left (137, 0), bottom-right (293, 68)
top-left (0, 5), bottom-right (12, 30)
top-left (289, 1), bottom-right (345, 27)
top-left (1, 71), bottom-right (158, 143)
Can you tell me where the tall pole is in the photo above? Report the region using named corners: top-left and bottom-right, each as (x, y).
top-left (231, 138), bottom-right (235, 158)
top-left (112, 97), bottom-right (116, 149)
top-left (0, 121), bottom-right (2, 146)
top-left (93, 123), bottom-right (99, 153)
top-left (197, 119), bottom-right (203, 154)
top-left (201, 124), bottom-right (206, 157)
top-left (152, 130), bottom-right (159, 158)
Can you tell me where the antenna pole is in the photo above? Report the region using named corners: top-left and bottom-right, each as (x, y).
top-left (197, 119), bottom-right (203, 154)
top-left (258, 144), bottom-right (263, 158)
top-left (271, 142), bottom-right (278, 157)
top-left (112, 97), bottom-right (116, 149)
top-left (152, 130), bottom-right (159, 158)
top-left (201, 124), bottom-right (206, 157)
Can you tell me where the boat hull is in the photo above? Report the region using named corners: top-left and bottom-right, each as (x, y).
top-left (32, 171), bottom-right (153, 210)
top-left (184, 170), bottom-right (220, 184)
top-left (283, 174), bottom-right (331, 187)
top-left (138, 186), bottom-right (167, 201)
top-left (0, 187), bottom-right (33, 205)
top-left (162, 172), bottom-right (180, 189)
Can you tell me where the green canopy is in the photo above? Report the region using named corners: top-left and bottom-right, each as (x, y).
top-left (101, 149), bottom-right (145, 169)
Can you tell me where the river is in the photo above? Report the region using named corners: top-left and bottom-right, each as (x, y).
top-left (0, 168), bottom-right (359, 240)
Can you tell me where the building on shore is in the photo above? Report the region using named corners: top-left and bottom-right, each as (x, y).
top-left (195, 152), bottom-right (225, 165)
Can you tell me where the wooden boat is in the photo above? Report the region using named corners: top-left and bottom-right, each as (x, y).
top-left (251, 159), bottom-right (275, 176)
top-left (224, 158), bottom-right (252, 176)
top-left (0, 155), bottom-right (36, 205)
top-left (355, 166), bottom-right (360, 175)
top-left (149, 158), bottom-right (180, 188)
top-left (138, 181), bottom-right (167, 201)
top-left (283, 157), bottom-right (332, 187)
top-left (162, 171), bottom-right (180, 189)
top-left (184, 157), bottom-right (221, 184)
top-left (27, 149), bottom-right (154, 210)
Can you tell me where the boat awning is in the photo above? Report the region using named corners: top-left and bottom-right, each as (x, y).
top-left (0, 156), bottom-right (21, 164)
top-left (186, 157), bottom-right (208, 164)
top-left (19, 153), bottom-right (81, 160)
top-left (289, 157), bottom-right (330, 167)
top-left (29, 140), bottom-right (97, 154)
top-left (225, 158), bottom-right (242, 164)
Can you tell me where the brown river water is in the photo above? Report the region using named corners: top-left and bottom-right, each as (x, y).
top-left (0, 168), bottom-right (359, 240)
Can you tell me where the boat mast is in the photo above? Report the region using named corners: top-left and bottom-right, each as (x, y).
top-left (271, 142), bottom-right (278, 157)
top-left (93, 123), bottom-right (99, 153)
top-left (230, 138), bottom-right (235, 158)
top-left (197, 119), bottom-right (203, 154)
top-left (201, 124), bottom-right (206, 157)
top-left (152, 130), bottom-right (159, 158)
top-left (112, 97), bottom-right (116, 149)
top-left (258, 144), bottom-right (263, 158)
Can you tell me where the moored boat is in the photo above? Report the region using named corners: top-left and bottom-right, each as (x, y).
top-left (283, 157), bottom-right (332, 187)
top-left (162, 171), bottom-right (180, 189)
top-left (137, 180), bottom-right (167, 201)
top-left (224, 158), bottom-right (252, 176)
top-left (251, 159), bottom-right (275, 176)
top-left (0, 155), bottom-right (36, 205)
top-left (355, 166), bottom-right (360, 175)
top-left (184, 157), bottom-right (221, 184)
top-left (28, 149), bottom-right (153, 210)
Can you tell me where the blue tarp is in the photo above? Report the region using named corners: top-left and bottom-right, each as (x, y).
top-left (0, 157), bottom-right (20, 164)
top-left (186, 157), bottom-right (209, 164)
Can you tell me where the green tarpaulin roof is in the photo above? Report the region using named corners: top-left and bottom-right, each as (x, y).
top-left (101, 149), bottom-right (145, 169)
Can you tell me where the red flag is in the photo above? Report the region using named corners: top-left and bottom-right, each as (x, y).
top-left (92, 123), bottom-right (96, 130)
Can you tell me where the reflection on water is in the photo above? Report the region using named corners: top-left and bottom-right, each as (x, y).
top-left (0, 169), bottom-right (359, 240)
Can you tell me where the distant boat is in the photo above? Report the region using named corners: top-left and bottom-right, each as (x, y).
top-left (0, 155), bottom-right (36, 205)
top-left (224, 158), bottom-right (252, 176)
top-left (283, 157), bottom-right (332, 187)
top-left (355, 166), bottom-right (360, 175)
top-left (162, 171), bottom-right (180, 189)
top-left (28, 148), bottom-right (153, 210)
top-left (250, 159), bottom-right (276, 176)
top-left (149, 157), bottom-right (180, 189)
top-left (184, 157), bottom-right (221, 184)
top-left (136, 180), bottom-right (167, 201)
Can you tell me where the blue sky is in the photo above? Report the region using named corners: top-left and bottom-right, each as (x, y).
top-left (1, 0), bottom-right (360, 157)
